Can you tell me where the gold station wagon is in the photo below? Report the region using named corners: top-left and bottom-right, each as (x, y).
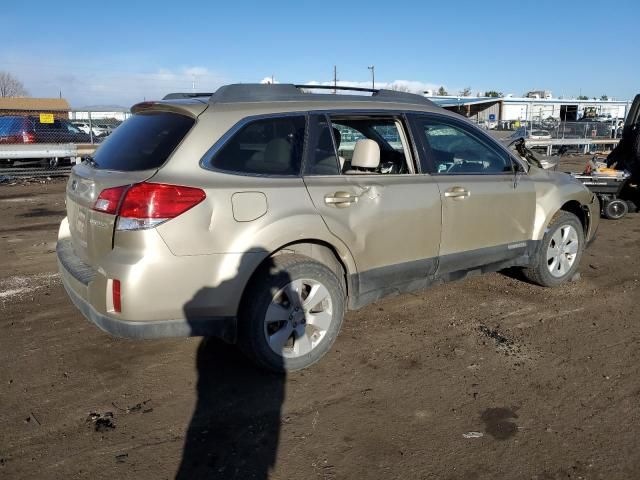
top-left (57, 84), bottom-right (599, 371)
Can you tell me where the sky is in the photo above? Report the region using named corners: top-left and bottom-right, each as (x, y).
top-left (1, 0), bottom-right (638, 107)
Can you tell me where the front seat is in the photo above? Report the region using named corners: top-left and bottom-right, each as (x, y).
top-left (344, 139), bottom-right (380, 174)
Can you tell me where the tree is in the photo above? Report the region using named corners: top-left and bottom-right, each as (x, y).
top-left (484, 90), bottom-right (502, 98)
top-left (388, 83), bottom-right (411, 93)
top-left (600, 95), bottom-right (608, 101)
top-left (458, 87), bottom-right (472, 97)
top-left (577, 95), bottom-right (589, 100)
top-left (437, 86), bottom-right (448, 96)
top-left (0, 71), bottom-right (29, 97)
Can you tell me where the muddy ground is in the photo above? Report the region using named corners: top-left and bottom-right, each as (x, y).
top-left (1, 162), bottom-right (639, 479)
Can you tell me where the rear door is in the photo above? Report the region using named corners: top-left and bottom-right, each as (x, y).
top-left (65, 108), bottom-right (199, 266)
top-left (409, 113), bottom-right (536, 274)
top-left (303, 113), bottom-right (441, 301)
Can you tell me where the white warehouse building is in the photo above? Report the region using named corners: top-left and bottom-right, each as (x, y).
top-left (429, 93), bottom-right (632, 124)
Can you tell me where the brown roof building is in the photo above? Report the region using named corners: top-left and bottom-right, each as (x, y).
top-left (0, 97), bottom-right (70, 119)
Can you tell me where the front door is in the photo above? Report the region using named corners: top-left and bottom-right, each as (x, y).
top-left (409, 113), bottom-right (536, 274)
top-left (302, 113), bottom-right (442, 304)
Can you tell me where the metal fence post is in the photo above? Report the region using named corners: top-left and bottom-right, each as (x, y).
top-left (88, 111), bottom-right (94, 144)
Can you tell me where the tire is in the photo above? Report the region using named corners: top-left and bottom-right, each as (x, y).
top-left (40, 157), bottom-right (59, 169)
top-left (237, 254), bottom-right (345, 372)
top-left (522, 211), bottom-right (585, 287)
top-left (603, 199), bottom-right (628, 220)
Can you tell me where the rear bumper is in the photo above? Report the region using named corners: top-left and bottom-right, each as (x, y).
top-left (59, 260), bottom-right (237, 341)
top-left (56, 216), bottom-right (244, 341)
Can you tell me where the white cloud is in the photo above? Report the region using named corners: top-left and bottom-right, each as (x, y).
top-left (260, 76), bottom-right (278, 84)
top-left (0, 54), bottom-right (227, 107)
top-left (302, 79), bottom-right (445, 95)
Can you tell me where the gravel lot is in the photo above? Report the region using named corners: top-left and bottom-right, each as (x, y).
top-left (1, 164), bottom-right (639, 479)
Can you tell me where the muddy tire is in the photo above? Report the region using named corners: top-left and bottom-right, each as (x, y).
top-left (522, 211), bottom-right (585, 287)
top-left (238, 254), bottom-right (345, 372)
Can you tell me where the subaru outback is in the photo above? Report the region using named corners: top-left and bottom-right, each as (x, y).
top-left (57, 84), bottom-right (599, 371)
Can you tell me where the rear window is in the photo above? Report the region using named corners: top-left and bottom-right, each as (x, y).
top-left (92, 111), bottom-right (194, 171)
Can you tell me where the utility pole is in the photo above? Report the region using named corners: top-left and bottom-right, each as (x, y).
top-left (368, 65), bottom-right (375, 90)
top-left (333, 65), bottom-right (337, 94)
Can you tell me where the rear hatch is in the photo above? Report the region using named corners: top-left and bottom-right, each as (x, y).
top-left (65, 104), bottom-right (203, 266)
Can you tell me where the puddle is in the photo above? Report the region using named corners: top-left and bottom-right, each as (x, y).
top-left (480, 407), bottom-right (519, 440)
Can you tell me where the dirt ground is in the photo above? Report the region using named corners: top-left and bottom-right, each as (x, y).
top-left (1, 163), bottom-right (639, 480)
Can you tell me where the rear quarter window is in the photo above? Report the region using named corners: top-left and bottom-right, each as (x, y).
top-left (92, 111), bottom-right (194, 171)
top-left (207, 116), bottom-right (306, 176)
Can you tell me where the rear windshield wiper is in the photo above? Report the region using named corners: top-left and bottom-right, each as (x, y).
top-left (82, 155), bottom-right (99, 168)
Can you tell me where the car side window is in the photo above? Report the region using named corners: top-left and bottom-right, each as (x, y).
top-left (330, 116), bottom-right (414, 175)
top-left (415, 116), bottom-right (512, 174)
top-left (210, 116), bottom-right (306, 176)
top-left (304, 115), bottom-right (341, 175)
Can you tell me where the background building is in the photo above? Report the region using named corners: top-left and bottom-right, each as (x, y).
top-left (429, 93), bottom-right (631, 125)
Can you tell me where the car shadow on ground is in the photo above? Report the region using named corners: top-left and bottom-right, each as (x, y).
top-left (176, 253), bottom-right (286, 479)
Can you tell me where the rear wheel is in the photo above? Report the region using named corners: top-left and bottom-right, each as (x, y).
top-left (238, 254), bottom-right (345, 372)
top-left (603, 199), bottom-right (628, 220)
top-left (523, 211), bottom-right (584, 287)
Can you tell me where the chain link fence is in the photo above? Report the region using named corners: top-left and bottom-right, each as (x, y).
top-left (0, 108), bottom-right (128, 180)
top-left (489, 119), bottom-right (623, 140)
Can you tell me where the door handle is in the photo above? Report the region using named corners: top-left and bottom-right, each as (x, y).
top-left (444, 186), bottom-right (470, 199)
top-left (324, 191), bottom-right (358, 208)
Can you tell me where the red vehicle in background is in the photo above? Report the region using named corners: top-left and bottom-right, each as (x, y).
top-left (0, 115), bottom-right (93, 168)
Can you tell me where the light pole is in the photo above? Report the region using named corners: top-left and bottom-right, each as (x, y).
top-left (368, 65), bottom-right (375, 90)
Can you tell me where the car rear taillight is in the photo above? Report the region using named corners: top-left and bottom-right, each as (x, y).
top-left (92, 182), bottom-right (206, 231)
top-left (22, 131), bottom-right (35, 143)
top-left (93, 185), bottom-right (128, 214)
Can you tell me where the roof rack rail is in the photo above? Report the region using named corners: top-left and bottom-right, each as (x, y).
top-left (199, 83), bottom-right (435, 107)
top-left (295, 84), bottom-right (377, 93)
top-left (162, 92), bottom-right (214, 100)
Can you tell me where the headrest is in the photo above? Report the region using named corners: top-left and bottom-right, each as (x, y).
top-left (351, 139), bottom-right (380, 169)
top-left (262, 138), bottom-right (292, 172)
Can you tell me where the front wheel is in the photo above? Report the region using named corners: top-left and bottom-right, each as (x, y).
top-left (523, 211), bottom-right (585, 287)
top-left (238, 254), bottom-right (345, 372)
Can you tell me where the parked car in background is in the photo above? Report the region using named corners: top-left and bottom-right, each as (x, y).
top-left (94, 123), bottom-right (120, 136)
top-left (1, 115), bottom-right (92, 144)
top-left (529, 129), bottom-right (552, 140)
top-left (510, 127), bottom-right (552, 140)
top-left (72, 121), bottom-right (92, 135)
top-left (72, 121), bottom-right (111, 137)
top-left (0, 115), bottom-right (94, 167)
